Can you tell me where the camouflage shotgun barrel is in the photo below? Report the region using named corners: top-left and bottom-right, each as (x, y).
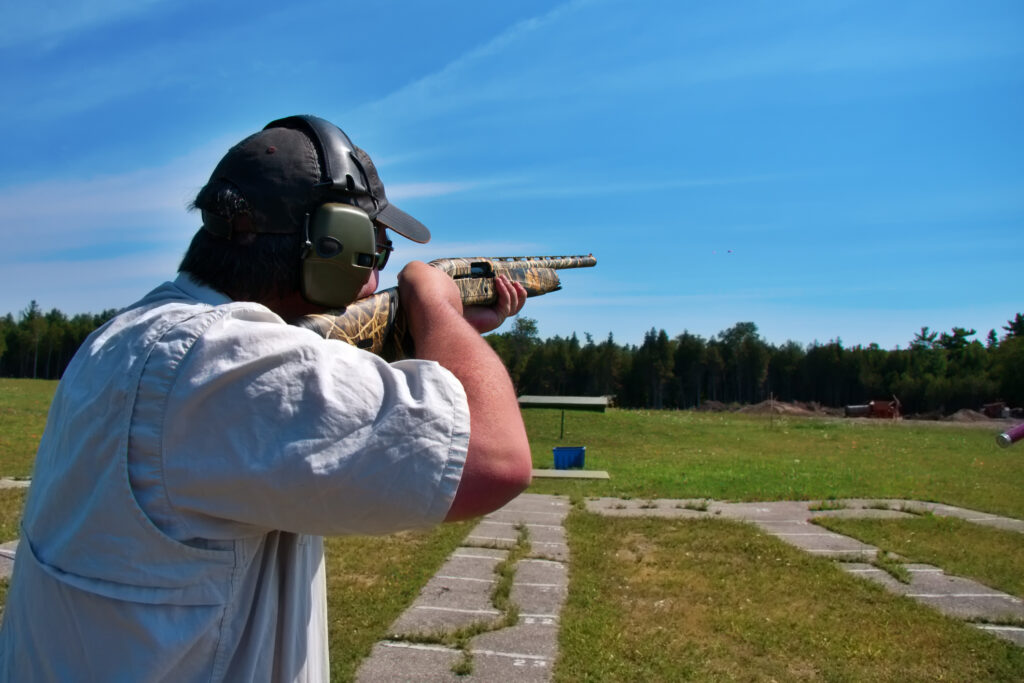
top-left (294, 254), bottom-right (597, 360)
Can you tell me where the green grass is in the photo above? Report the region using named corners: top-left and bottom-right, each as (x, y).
top-left (525, 408), bottom-right (1024, 518)
top-left (2, 380), bottom-right (1023, 680)
top-left (816, 515), bottom-right (1024, 600)
top-left (0, 489), bottom-right (26, 543)
top-left (558, 513), bottom-right (1024, 682)
top-left (0, 378), bottom-right (57, 478)
top-left (871, 550), bottom-right (912, 584)
top-left (0, 488), bottom-right (26, 623)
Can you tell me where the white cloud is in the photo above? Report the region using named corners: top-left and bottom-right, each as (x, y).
top-left (0, 0), bottom-right (171, 50)
top-left (386, 182), bottom-right (479, 200)
top-left (352, 0), bottom-right (1023, 134)
top-left (354, 0), bottom-right (597, 124)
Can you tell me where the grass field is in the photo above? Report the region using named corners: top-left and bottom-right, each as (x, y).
top-left (2, 378), bottom-right (1023, 680)
top-left (0, 378), bottom-right (56, 478)
top-left (560, 515), bottom-right (1023, 681)
top-left (524, 407), bottom-right (1023, 518)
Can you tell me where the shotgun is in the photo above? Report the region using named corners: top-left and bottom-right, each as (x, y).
top-left (294, 254), bottom-right (597, 360)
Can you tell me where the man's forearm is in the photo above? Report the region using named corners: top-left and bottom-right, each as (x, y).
top-left (399, 264), bottom-right (531, 521)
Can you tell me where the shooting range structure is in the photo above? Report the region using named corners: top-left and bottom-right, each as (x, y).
top-left (517, 395), bottom-right (608, 439)
top-left (518, 395), bottom-right (609, 476)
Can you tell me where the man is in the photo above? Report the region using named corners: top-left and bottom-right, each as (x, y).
top-left (0, 115), bottom-right (532, 681)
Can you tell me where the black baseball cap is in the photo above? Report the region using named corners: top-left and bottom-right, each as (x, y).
top-left (198, 115), bottom-right (430, 244)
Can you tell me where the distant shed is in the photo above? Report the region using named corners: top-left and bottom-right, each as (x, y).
top-left (517, 396), bottom-right (609, 412)
top-left (517, 395), bottom-right (609, 439)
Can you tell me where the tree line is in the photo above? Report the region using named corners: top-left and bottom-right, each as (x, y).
top-left (2, 300), bottom-right (1022, 415)
top-left (0, 302), bottom-right (120, 380)
top-left (485, 314), bottom-right (1024, 415)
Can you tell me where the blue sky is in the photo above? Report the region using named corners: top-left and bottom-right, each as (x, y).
top-left (1, 0), bottom-right (1021, 350)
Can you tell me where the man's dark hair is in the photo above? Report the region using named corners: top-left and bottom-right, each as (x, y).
top-left (179, 180), bottom-right (303, 302)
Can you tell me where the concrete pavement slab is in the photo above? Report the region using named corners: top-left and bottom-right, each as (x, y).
top-left (485, 508), bottom-right (568, 525)
top-left (0, 541), bottom-right (17, 580)
top-left (515, 557), bottom-right (567, 586)
top-left (357, 494), bottom-right (572, 681)
top-left (522, 523), bottom-right (567, 547)
top-left (891, 567), bottom-right (1024, 622)
top-left (388, 547), bottom-right (508, 637)
top-left (812, 508), bottom-right (916, 520)
top-left (469, 619), bottom-right (560, 660)
top-left (356, 641), bottom-right (464, 682)
top-left (462, 647), bottom-right (553, 682)
top-left (842, 499), bottom-right (1024, 533)
top-left (531, 469), bottom-right (610, 479)
top-left (975, 624), bottom-right (1024, 647)
top-left (511, 581), bottom-right (568, 616)
top-left (761, 526), bottom-right (879, 558)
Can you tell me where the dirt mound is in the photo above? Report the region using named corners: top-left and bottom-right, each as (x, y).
top-left (943, 409), bottom-right (991, 423)
top-left (737, 400), bottom-right (815, 416)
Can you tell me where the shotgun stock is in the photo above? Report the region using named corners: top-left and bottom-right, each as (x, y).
top-left (294, 254), bottom-right (596, 360)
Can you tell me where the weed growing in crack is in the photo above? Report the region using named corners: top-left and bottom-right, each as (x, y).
top-left (447, 523), bottom-right (532, 675)
top-left (970, 615), bottom-right (1024, 628)
top-left (808, 499), bottom-right (847, 512)
top-left (378, 524), bottom-right (534, 676)
top-left (872, 551), bottom-right (911, 583)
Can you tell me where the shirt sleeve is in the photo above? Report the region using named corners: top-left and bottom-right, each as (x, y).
top-left (155, 305), bottom-right (470, 539)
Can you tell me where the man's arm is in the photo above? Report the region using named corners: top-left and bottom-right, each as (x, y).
top-left (398, 261), bottom-right (532, 521)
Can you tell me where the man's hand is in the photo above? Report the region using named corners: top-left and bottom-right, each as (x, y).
top-left (396, 261), bottom-right (531, 522)
top-left (463, 275), bottom-right (527, 333)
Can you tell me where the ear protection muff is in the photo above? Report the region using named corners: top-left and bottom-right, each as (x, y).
top-left (300, 203), bottom-right (378, 307)
top-left (263, 115), bottom-right (380, 308)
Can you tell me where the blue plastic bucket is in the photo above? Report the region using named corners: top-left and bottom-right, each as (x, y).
top-left (553, 446), bottom-right (585, 469)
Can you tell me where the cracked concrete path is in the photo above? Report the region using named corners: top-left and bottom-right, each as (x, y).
top-left (356, 493), bottom-right (571, 682)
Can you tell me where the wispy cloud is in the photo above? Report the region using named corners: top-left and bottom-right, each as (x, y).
top-left (0, 0), bottom-right (170, 50)
top-left (353, 0), bottom-right (597, 124)
top-left (354, 0), bottom-right (1023, 133)
top-left (477, 172), bottom-right (791, 201)
top-left (386, 182), bottom-right (479, 200)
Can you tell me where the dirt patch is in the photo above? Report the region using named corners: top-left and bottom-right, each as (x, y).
top-left (943, 409), bottom-right (992, 423)
top-left (737, 400), bottom-right (816, 416)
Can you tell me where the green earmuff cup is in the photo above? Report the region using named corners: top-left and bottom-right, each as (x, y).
top-left (300, 203), bottom-right (377, 308)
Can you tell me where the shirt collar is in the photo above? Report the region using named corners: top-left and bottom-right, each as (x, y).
top-left (173, 272), bottom-right (233, 307)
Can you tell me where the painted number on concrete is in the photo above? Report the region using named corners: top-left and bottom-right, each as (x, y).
top-left (513, 659), bottom-right (548, 668)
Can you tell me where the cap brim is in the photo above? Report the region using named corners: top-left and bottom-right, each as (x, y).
top-left (376, 203), bottom-right (431, 244)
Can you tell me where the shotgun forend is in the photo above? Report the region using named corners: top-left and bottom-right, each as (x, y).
top-left (294, 254), bottom-right (596, 359)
